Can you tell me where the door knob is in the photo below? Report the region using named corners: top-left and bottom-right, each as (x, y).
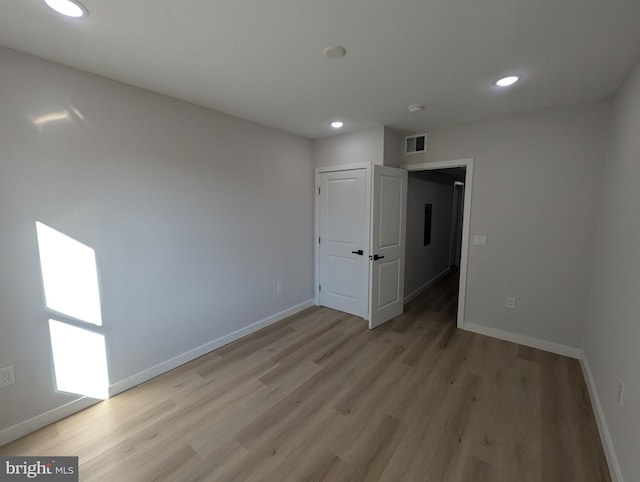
top-left (351, 250), bottom-right (364, 255)
top-left (370, 254), bottom-right (385, 260)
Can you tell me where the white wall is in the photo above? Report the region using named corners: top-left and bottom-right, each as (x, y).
top-left (383, 127), bottom-right (402, 167)
top-left (582, 60), bottom-right (640, 482)
top-left (404, 100), bottom-right (611, 349)
top-left (405, 172), bottom-right (454, 298)
top-left (0, 47), bottom-right (314, 436)
top-left (312, 126), bottom-right (384, 168)
top-left (312, 125), bottom-right (402, 169)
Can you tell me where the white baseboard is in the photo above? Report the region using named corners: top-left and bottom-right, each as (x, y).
top-left (0, 299), bottom-right (314, 447)
top-left (460, 321), bottom-right (581, 359)
top-left (404, 267), bottom-right (451, 304)
top-left (108, 299), bottom-right (314, 397)
top-left (0, 397), bottom-right (98, 447)
top-left (579, 352), bottom-right (624, 482)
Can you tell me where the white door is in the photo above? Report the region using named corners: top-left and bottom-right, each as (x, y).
top-left (369, 165), bottom-right (408, 329)
top-left (318, 169), bottom-right (368, 317)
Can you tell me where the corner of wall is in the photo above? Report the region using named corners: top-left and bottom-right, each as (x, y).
top-left (579, 351), bottom-right (624, 482)
top-left (383, 126), bottom-right (402, 167)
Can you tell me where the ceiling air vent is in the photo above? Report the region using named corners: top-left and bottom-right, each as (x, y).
top-left (405, 133), bottom-right (427, 155)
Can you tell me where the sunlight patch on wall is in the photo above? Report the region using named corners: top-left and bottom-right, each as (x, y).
top-left (48, 320), bottom-right (109, 400)
top-left (35, 221), bottom-right (102, 326)
top-left (36, 221), bottom-right (109, 399)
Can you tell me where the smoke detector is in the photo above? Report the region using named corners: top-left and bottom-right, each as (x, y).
top-left (408, 104), bottom-right (424, 113)
top-left (323, 46), bottom-right (347, 59)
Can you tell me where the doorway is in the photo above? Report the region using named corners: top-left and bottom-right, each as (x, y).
top-left (403, 159), bottom-right (473, 328)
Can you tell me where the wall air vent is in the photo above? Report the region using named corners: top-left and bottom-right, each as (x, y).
top-left (405, 133), bottom-right (427, 155)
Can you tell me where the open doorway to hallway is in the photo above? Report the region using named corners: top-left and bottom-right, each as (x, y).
top-left (404, 166), bottom-right (468, 326)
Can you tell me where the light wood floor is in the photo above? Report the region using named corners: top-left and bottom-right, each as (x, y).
top-left (1, 272), bottom-right (610, 481)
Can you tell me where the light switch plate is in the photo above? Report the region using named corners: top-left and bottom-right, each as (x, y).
top-left (474, 235), bottom-right (487, 247)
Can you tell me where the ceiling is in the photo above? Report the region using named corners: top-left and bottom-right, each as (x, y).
top-left (1, 0), bottom-right (639, 139)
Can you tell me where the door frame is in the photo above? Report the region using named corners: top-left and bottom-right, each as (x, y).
top-left (403, 158), bottom-right (474, 328)
top-left (449, 180), bottom-right (465, 268)
top-left (314, 163), bottom-right (372, 318)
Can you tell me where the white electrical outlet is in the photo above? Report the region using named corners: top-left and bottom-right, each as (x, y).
top-left (0, 365), bottom-right (15, 388)
top-left (474, 235), bottom-right (488, 247)
top-left (276, 282), bottom-right (283, 294)
top-left (618, 380), bottom-right (624, 406)
top-left (505, 297), bottom-right (517, 310)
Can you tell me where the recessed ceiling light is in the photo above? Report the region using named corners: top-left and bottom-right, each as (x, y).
top-left (323, 46), bottom-right (347, 59)
top-left (495, 75), bottom-right (520, 87)
top-left (45, 0), bottom-right (88, 18)
top-left (330, 121), bottom-right (344, 129)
